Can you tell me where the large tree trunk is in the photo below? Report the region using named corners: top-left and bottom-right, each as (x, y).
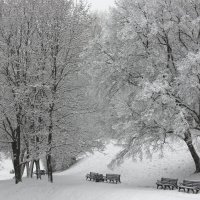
top-left (12, 140), bottom-right (21, 184)
top-left (6, 116), bottom-right (22, 183)
top-left (184, 130), bottom-right (200, 173)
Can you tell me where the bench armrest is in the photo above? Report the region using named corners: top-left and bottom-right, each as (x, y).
top-left (156, 180), bottom-right (162, 184)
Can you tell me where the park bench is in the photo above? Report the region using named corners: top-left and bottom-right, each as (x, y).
top-left (156, 178), bottom-right (178, 190)
top-left (86, 172), bottom-right (104, 182)
top-left (34, 170), bottom-right (46, 176)
top-left (178, 180), bottom-right (200, 194)
top-left (105, 174), bottom-right (121, 184)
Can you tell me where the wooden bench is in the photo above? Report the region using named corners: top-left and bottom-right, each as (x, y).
top-left (156, 178), bottom-right (178, 190)
top-left (86, 172), bottom-right (104, 182)
top-left (105, 174), bottom-right (121, 184)
top-left (178, 180), bottom-right (200, 194)
top-left (95, 174), bottom-right (104, 182)
top-left (34, 170), bottom-right (46, 176)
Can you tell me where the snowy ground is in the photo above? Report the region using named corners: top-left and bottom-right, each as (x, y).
top-left (0, 154), bottom-right (13, 180)
top-left (0, 141), bottom-right (200, 200)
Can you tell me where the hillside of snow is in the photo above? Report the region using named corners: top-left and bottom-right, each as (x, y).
top-left (0, 141), bottom-right (200, 200)
top-left (59, 141), bottom-right (199, 186)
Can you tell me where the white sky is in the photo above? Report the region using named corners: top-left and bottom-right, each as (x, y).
top-left (87, 0), bottom-right (115, 11)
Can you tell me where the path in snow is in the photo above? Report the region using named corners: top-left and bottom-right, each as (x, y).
top-left (59, 141), bottom-right (198, 186)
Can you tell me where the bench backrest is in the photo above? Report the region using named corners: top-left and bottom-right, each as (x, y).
top-left (40, 170), bottom-right (46, 174)
top-left (106, 174), bottom-right (120, 179)
top-left (90, 172), bottom-right (99, 178)
top-left (183, 180), bottom-right (200, 188)
top-left (97, 174), bottom-right (103, 179)
top-left (161, 178), bottom-right (178, 185)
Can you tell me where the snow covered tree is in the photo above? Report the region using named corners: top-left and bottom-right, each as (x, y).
top-left (85, 0), bottom-right (200, 172)
top-left (0, 0), bottom-right (41, 183)
top-left (0, 0), bottom-right (104, 184)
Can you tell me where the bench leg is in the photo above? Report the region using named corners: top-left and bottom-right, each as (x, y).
top-left (157, 185), bottom-right (161, 189)
top-left (191, 189), bottom-right (194, 194)
top-left (179, 187), bottom-right (184, 192)
top-left (194, 189), bottom-right (199, 194)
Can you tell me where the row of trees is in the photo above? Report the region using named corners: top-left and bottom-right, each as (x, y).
top-left (0, 0), bottom-right (103, 184)
top-left (85, 0), bottom-right (200, 172)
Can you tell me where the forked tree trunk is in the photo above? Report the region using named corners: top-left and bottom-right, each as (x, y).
top-left (184, 130), bottom-right (200, 173)
top-left (29, 160), bottom-right (41, 179)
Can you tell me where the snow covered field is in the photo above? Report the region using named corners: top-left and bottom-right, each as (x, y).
top-left (0, 142), bottom-right (200, 200)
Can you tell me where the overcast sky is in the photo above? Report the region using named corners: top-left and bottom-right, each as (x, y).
top-left (87, 0), bottom-right (115, 11)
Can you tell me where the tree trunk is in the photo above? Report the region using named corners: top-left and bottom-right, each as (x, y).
top-left (26, 162), bottom-right (30, 177)
top-left (184, 130), bottom-right (200, 173)
top-left (35, 160), bottom-right (41, 179)
top-left (21, 163), bottom-right (25, 178)
top-left (20, 149), bottom-right (26, 178)
top-left (12, 140), bottom-right (22, 184)
top-left (46, 154), bottom-right (53, 183)
top-left (30, 160), bottom-right (34, 178)
top-left (47, 104), bottom-right (53, 183)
